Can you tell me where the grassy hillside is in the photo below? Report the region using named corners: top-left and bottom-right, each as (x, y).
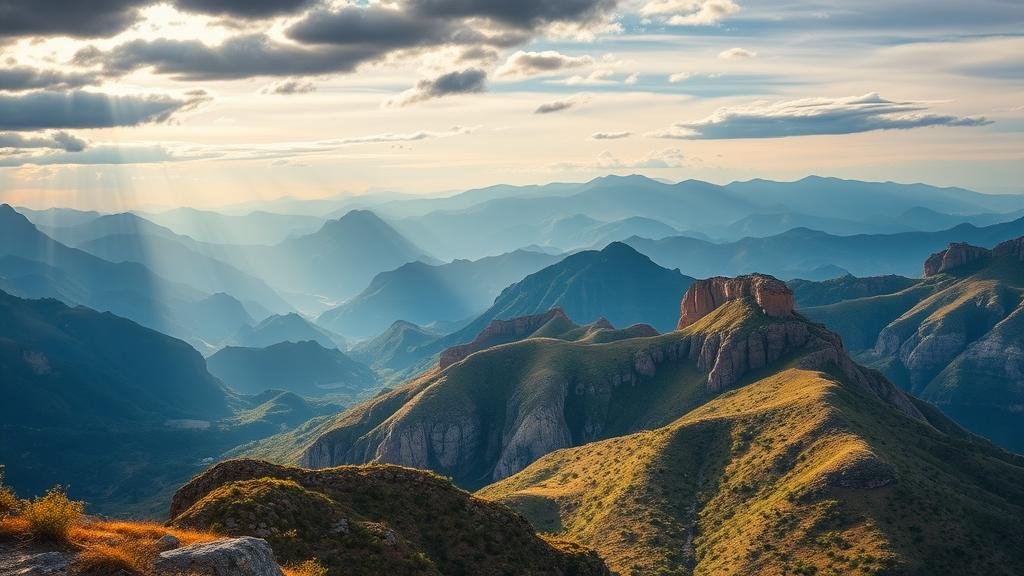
top-left (802, 242), bottom-right (1024, 452)
top-left (788, 274), bottom-right (917, 308)
top-left (169, 459), bottom-right (609, 576)
top-left (482, 364), bottom-right (1024, 576)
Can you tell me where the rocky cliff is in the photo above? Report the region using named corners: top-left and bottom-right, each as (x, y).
top-left (923, 242), bottom-right (990, 276)
top-left (301, 289), bottom-right (923, 488)
top-left (678, 273), bottom-right (795, 329)
top-left (439, 308), bottom-right (570, 368)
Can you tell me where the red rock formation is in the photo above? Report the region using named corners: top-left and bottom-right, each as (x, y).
top-left (992, 236), bottom-right (1024, 261)
top-left (439, 308), bottom-right (569, 369)
top-left (923, 242), bottom-right (990, 277)
top-left (677, 274), bottom-right (794, 329)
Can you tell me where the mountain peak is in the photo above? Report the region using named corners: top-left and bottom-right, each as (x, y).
top-left (439, 308), bottom-right (570, 369)
top-left (678, 273), bottom-right (794, 329)
top-left (923, 235), bottom-right (1024, 277)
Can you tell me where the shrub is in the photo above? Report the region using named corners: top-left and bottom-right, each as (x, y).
top-left (21, 486), bottom-right (84, 541)
top-left (0, 468), bottom-right (18, 518)
top-left (285, 559), bottom-right (329, 576)
top-left (76, 542), bottom-right (153, 575)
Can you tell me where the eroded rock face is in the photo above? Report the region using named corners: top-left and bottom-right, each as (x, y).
top-left (0, 551), bottom-right (69, 576)
top-left (678, 274), bottom-right (794, 329)
top-left (155, 537), bottom-right (283, 576)
top-left (923, 242), bottom-right (990, 277)
top-left (439, 308), bottom-right (569, 368)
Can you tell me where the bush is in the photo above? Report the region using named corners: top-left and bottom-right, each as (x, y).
top-left (21, 486), bottom-right (84, 541)
top-left (76, 542), bottom-right (153, 575)
top-left (0, 468), bottom-right (18, 518)
top-left (285, 559), bottom-right (329, 576)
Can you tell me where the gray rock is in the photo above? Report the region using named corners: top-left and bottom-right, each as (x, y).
top-left (155, 534), bottom-right (182, 551)
top-left (0, 551), bottom-right (69, 575)
top-left (155, 536), bottom-right (283, 576)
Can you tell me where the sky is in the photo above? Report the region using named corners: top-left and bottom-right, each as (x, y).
top-left (0, 0), bottom-right (1022, 210)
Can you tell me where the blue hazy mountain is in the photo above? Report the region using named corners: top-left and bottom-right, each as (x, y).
top-left (208, 340), bottom-right (377, 398)
top-left (317, 249), bottom-right (560, 338)
top-left (226, 312), bottom-right (347, 350)
top-left (138, 207), bottom-right (324, 245)
top-left (627, 217), bottom-right (1024, 279)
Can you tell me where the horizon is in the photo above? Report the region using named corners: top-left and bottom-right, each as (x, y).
top-left (0, 1), bottom-right (1021, 211)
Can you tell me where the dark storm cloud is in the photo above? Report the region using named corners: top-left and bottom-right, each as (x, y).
top-left (0, 90), bottom-right (208, 131)
top-left (0, 0), bottom-right (145, 39)
top-left (404, 0), bottom-right (618, 29)
top-left (386, 68), bottom-right (488, 107)
top-left (171, 0), bottom-right (316, 18)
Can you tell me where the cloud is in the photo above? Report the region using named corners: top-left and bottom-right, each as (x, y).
top-left (402, 0), bottom-right (619, 30)
top-left (535, 93), bottom-right (591, 114)
top-left (0, 66), bottom-right (101, 92)
top-left (718, 47), bottom-right (757, 59)
top-left (171, 0), bottom-right (315, 18)
top-left (0, 90), bottom-right (208, 131)
top-left (0, 131), bottom-right (87, 152)
top-left (496, 50), bottom-right (594, 78)
top-left (0, 0), bottom-right (142, 40)
top-left (260, 79), bottom-right (316, 95)
top-left (641, 0), bottom-right (740, 25)
top-left (668, 72), bottom-right (692, 83)
top-left (592, 131), bottom-right (633, 139)
top-left (651, 93), bottom-right (993, 139)
top-left (624, 73), bottom-right (639, 85)
top-left (385, 69), bottom-right (488, 107)
top-left (563, 69), bottom-right (617, 85)
top-left (0, 144), bottom-right (176, 167)
top-left (553, 147), bottom-right (686, 170)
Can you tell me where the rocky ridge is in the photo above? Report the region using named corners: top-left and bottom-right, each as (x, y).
top-left (439, 308), bottom-right (570, 368)
top-left (678, 273), bottom-right (795, 329)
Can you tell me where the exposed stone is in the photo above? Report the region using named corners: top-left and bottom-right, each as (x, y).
top-left (678, 274), bottom-right (795, 329)
top-left (156, 534), bottom-right (182, 551)
top-left (0, 551), bottom-right (69, 576)
top-left (439, 308), bottom-right (569, 368)
top-left (154, 536), bottom-right (283, 576)
top-left (923, 242), bottom-right (989, 277)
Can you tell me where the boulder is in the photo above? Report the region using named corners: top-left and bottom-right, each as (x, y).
top-left (0, 551), bottom-right (69, 575)
top-left (155, 534), bottom-right (182, 551)
top-left (155, 537), bottom-right (283, 576)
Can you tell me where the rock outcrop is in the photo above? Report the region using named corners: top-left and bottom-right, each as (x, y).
top-left (439, 308), bottom-right (569, 368)
top-left (0, 550), bottom-right (69, 576)
top-left (678, 274), bottom-right (795, 329)
top-left (923, 242), bottom-right (990, 277)
top-left (155, 537), bottom-right (283, 576)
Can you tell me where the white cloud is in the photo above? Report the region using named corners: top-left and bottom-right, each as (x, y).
top-left (718, 47), bottom-right (757, 59)
top-left (592, 131), bottom-right (633, 139)
top-left (668, 72), bottom-right (692, 83)
top-left (553, 147), bottom-right (687, 170)
top-left (535, 93), bottom-right (592, 114)
top-left (641, 0), bottom-right (740, 25)
top-left (650, 92), bottom-right (992, 139)
top-left (563, 69), bottom-right (617, 85)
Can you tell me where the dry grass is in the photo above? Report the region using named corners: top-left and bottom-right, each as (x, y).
top-left (0, 484), bottom-right (221, 576)
top-left (283, 558), bottom-right (329, 576)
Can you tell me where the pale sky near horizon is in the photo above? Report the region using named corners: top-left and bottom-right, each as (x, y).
top-left (0, 0), bottom-right (1021, 210)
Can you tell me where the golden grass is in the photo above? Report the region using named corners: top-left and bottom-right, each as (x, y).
top-left (283, 558), bottom-right (329, 576)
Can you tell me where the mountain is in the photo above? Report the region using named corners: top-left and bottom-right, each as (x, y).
top-left (233, 210), bottom-right (433, 302)
top-left (317, 249), bottom-right (560, 338)
top-left (348, 320), bottom-right (441, 373)
top-left (168, 460), bottom-right (609, 576)
top-left (724, 175), bottom-right (1024, 219)
top-left (0, 289), bottom-right (229, 427)
top-left (17, 206), bottom-right (102, 228)
top-left (0, 205), bottom-right (244, 347)
top-left (627, 217), bottom-right (1024, 279)
top-left (713, 211), bottom-right (913, 240)
top-left (449, 242), bottom-right (693, 336)
top-left (138, 207), bottom-right (324, 245)
top-left (788, 274), bottom-right (917, 307)
top-left (77, 232), bottom-right (292, 316)
top-left (801, 237), bottom-right (1024, 453)
top-left (226, 312), bottom-right (347, 350)
top-left (39, 212), bottom-right (193, 247)
top-left (207, 341), bottom-right (377, 398)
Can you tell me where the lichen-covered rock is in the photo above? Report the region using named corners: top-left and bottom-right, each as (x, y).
top-left (154, 536), bottom-right (283, 576)
top-left (678, 274), bottom-right (794, 329)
